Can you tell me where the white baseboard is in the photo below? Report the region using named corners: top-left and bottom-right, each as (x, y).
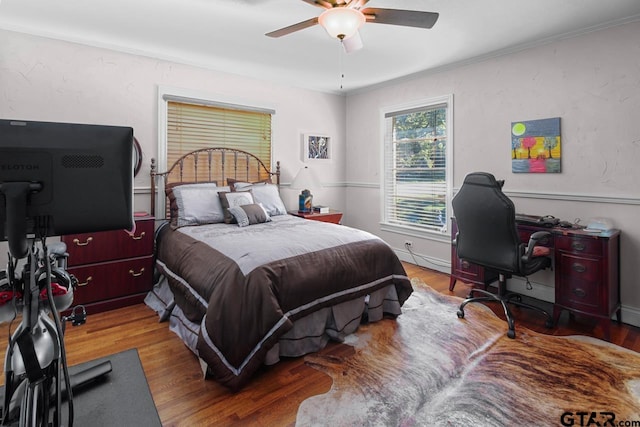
top-left (396, 249), bottom-right (450, 274)
top-left (616, 304), bottom-right (640, 329)
top-left (395, 247), bottom-right (640, 329)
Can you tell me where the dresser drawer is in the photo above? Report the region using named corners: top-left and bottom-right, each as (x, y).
top-left (69, 255), bottom-right (154, 305)
top-left (63, 218), bottom-right (154, 266)
top-left (555, 235), bottom-right (603, 256)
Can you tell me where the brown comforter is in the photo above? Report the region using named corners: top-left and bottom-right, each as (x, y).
top-left (154, 215), bottom-right (412, 390)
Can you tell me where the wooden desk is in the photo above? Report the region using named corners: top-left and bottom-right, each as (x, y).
top-left (450, 219), bottom-right (621, 340)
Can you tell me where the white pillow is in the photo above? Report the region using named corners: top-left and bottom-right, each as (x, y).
top-left (219, 191), bottom-right (255, 224)
top-left (173, 184), bottom-right (230, 227)
top-left (233, 182), bottom-right (287, 216)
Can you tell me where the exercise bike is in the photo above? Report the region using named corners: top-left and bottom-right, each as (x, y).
top-left (0, 119), bottom-right (135, 427)
top-left (0, 236), bottom-right (112, 427)
top-left (0, 183), bottom-right (112, 427)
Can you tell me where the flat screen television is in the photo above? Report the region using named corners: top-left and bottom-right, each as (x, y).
top-left (0, 119), bottom-right (134, 258)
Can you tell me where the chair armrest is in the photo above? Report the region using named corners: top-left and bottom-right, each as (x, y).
top-left (523, 231), bottom-right (551, 261)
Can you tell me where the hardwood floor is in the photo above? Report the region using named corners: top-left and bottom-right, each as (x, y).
top-left (1, 262), bottom-right (639, 426)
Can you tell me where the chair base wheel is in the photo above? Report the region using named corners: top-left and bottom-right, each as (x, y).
top-left (457, 310), bottom-right (465, 319)
top-left (507, 329), bottom-right (516, 339)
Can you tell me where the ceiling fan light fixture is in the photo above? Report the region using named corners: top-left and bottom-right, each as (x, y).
top-left (318, 8), bottom-right (365, 40)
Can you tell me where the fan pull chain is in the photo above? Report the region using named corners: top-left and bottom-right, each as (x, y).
top-left (338, 39), bottom-right (345, 90)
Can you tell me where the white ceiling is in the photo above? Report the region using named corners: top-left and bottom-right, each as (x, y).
top-left (2, 0), bottom-right (640, 94)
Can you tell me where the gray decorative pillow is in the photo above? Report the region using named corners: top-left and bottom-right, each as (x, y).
top-left (232, 182), bottom-right (287, 216)
top-left (218, 191), bottom-right (255, 223)
top-left (228, 203), bottom-right (271, 227)
top-left (172, 184), bottom-right (230, 228)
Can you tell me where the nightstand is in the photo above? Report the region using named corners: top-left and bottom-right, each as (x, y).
top-left (288, 209), bottom-right (343, 224)
top-left (61, 215), bottom-right (155, 314)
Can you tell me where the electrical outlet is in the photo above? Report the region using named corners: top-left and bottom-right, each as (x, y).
top-left (404, 240), bottom-right (413, 249)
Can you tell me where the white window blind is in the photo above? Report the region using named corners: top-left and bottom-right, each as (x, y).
top-left (382, 98), bottom-right (451, 234)
top-left (166, 100), bottom-right (273, 171)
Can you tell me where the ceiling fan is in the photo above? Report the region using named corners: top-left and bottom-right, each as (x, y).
top-left (266, 0), bottom-right (439, 53)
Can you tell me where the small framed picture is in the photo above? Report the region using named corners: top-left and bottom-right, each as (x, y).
top-left (303, 133), bottom-right (331, 162)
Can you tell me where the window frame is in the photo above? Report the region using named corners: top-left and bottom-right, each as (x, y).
top-left (379, 94), bottom-right (454, 241)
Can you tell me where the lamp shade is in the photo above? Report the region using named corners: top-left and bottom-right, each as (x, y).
top-left (318, 8), bottom-right (365, 40)
top-left (291, 166), bottom-right (320, 191)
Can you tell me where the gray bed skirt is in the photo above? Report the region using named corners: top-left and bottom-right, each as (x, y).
top-left (144, 274), bottom-right (402, 372)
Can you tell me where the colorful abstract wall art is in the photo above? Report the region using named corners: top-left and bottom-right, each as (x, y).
top-left (511, 117), bottom-right (561, 173)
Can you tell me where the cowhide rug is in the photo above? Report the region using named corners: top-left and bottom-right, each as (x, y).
top-left (296, 279), bottom-right (640, 426)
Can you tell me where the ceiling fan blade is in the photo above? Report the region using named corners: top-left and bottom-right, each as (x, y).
top-left (342, 31), bottom-right (363, 53)
top-left (266, 17), bottom-right (319, 38)
top-left (300, 0), bottom-right (334, 9)
top-left (347, 0), bottom-right (370, 9)
top-left (361, 8), bottom-right (439, 29)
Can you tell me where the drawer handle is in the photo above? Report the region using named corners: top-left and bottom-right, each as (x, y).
top-left (571, 242), bottom-right (586, 251)
top-left (572, 288), bottom-right (586, 298)
top-left (129, 268), bottom-right (145, 277)
top-left (77, 276), bottom-right (93, 287)
top-left (130, 231), bottom-right (146, 241)
top-left (73, 237), bottom-right (93, 247)
top-left (572, 263), bottom-right (586, 273)
top-left (461, 260), bottom-right (470, 269)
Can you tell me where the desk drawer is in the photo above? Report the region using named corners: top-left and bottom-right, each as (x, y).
top-left (68, 255), bottom-right (154, 305)
top-left (559, 254), bottom-right (603, 282)
top-left (555, 235), bottom-right (603, 256)
top-left (556, 280), bottom-right (601, 312)
top-left (556, 253), bottom-right (602, 313)
top-left (452, 257), bottom-right (483, 281)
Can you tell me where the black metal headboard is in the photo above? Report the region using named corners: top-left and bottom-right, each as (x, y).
top-left (150, 147), bottom-right (280, 217)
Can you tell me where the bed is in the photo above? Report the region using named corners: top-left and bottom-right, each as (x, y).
top-left (144, 147), bottom-right (412, 390)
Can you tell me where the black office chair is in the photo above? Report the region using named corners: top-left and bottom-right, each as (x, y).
top-left (452, 172), bottom-right (553, 338)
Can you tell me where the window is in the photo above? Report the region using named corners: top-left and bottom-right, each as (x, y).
top-left (381, 95), bottom-right (453, 236)
top-left (156, 88), bottom-right (275, 216)
top-left (165, 98), bottom-right (273, 170)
